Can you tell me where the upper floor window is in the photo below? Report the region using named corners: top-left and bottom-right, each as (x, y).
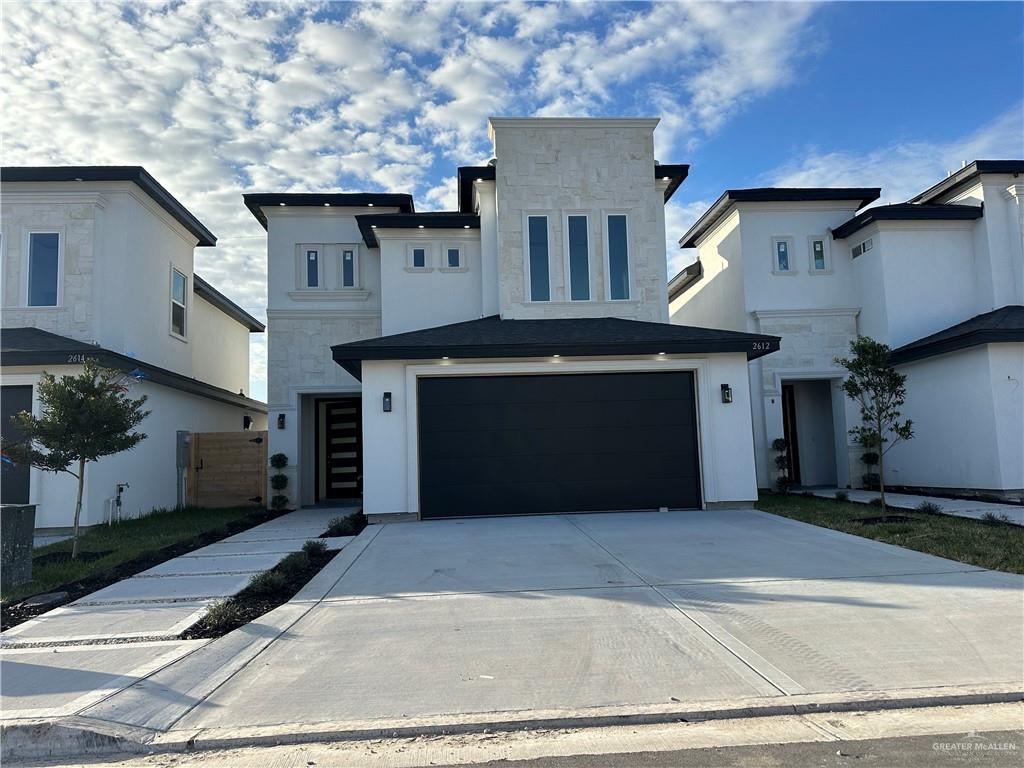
top-left (809, 236), bottom-right (830, 273)
top-left (446, 247), bottom-right (461, 268)
top-left (771, 236), bottom-right (795, 274)
top-left (170, 268), bottom-right (187, 338)
top-left (851, 237), bottom-right (873, 258)
top-left (413, 247), bottom-right (426, 268)
top-left (305, 249), bottom-right (320, 287)
top-left (527, 215), bottom-right (550, 301)
top-left (28, 232), bottom-right (60, 307)
top-left (566, 214), bottom-right (590, 301)
top-left (342, 249), bottom-right (356, 287)
top-left (606, 214), bottom-right (630, 300)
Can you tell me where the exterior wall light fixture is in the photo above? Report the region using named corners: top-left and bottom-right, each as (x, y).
top-left (721, 384), bottom-right (733, 404)
top-left (383, 392), bottom-right (393, 412)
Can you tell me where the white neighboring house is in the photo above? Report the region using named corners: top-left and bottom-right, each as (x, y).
top-left (254, 117), bottom-right (780, 521)
top-left (670, 161), bottom-right (1024, 500)
top-left (1, 166), bottom-right (267, 531)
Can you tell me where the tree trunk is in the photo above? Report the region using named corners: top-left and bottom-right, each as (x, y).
top-left (877, 418), bottom-right (887, 513)
top-left (71, 457), bottom-right (85, 560)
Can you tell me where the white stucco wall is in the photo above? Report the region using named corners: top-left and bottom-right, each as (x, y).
top-left (377, 230), bottom-right (483, 334)
top-left (669, 210), bottom-right (746, 332)
top-left (3, 365), bottom-right (264, 529)
top-left (489, 118), bottom-right (669, 323)
top-left (885, 343), bottom-right (1023, 492)
top-left (190, 294), bottom-right (252, 394)
top-left (361, 353), bottom-right (759, 518)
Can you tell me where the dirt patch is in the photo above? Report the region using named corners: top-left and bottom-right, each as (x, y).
top-left (2, 508), bottom-right (289, 631)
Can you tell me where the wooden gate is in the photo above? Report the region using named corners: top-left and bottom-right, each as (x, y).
top-left (187, 431), bottom-right (268, 508)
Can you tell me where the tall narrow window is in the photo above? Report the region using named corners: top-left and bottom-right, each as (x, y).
top-left (306, 250), bottom-right (319, 287)
top-left (412, 247), bottom-right (426, 268)
top-left (607, 214), bottom-right (629, 300)
top-left (447, 247), bottom-right (461, 268)
top-left (342, 249), bottom-right (355, 287)
top-left (28, 232), bottom-right (59, 307)
top-left (811, 238), bottom-right (827, 271)
top-left (527, 215), bottom-right (550, 301)
top-left (775, 240), bottom-right (790, 272)
top-left (170, 268), bottom-right (187, 338)
top-left (566, 215), bottom-right (590, 301)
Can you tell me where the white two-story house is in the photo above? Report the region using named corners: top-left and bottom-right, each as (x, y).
top-left (670, 161), bottom-right (1024, 500)
top-left (1, 167), bottom-right (267, 531)
top-left (253, 117), bottom-right (781, 521)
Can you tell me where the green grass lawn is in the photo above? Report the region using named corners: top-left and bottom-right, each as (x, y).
top-left (756, 493), bottom-right (1024, 574)
top-left (2, 505), bottom-right (272, 605)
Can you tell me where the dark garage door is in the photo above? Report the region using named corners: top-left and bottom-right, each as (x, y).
top-left (417, 371), bottom-right (701, 519)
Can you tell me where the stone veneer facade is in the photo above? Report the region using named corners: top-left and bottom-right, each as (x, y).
top-left (489, 119), bottom-right (669, 323)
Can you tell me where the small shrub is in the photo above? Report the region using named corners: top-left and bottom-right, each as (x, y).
top-left (773, 454), bottom-right (789, 470)
top-left (324, 510), bottom-right (368, 537)
top-left (302, 539), bottom-right (328, 556)
top-left (775, 477), bottom-right (792, 493)
top-left (868, 497), bottom-right (884, 507)
top-left (270, 453), bottom-right (288, 469)
top-left (916, 501), bottom-right (943, 515)
top-left (248, 570), bottom-right (287, 596)
top-left (982, 511), bottom-right (1012, 526)
top-left (834, 490), bottom-right (849, 502)
top-left (270, 494), bottom-right (289, 511)
top-left (862, 473), bottom-right (880, 489)
top-left (771, 438), bottom-right (788, 452)
top-left (200, 599), bottom-right (248, 628)
top-left (276, 551), bottom-right (310, 578)
top-left (861, 452), bottom-right (880, 466)
top-left (270, 474), bottom-right (288, 491)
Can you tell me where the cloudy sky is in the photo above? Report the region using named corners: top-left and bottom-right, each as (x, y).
top-left (3, 1), bottom-right (1022, 401)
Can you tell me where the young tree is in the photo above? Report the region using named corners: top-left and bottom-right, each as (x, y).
top-left (835, 337), bottom-right (914, 511)
top-left (2, 361), bottom-right (150, 559)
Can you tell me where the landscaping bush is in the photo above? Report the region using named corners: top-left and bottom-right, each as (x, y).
top-left (324, 510), bottom-right (368, 537)
top-left (248, 570), bottom-right (287, 596)
top-left (270, 474), bottom-right (288, 491)
top-left (861, 452), bottom-right (880, 466)
top-left (916, 501), bottom-right (944, 515)
top-left (270, 453), bottom-right (288, 469)
top-left (868, 497), bottom-right (884, 507)
top-left (982, 511), bottom-right (1013, 526)
top-left (862, 472), bottom-right (880, 489)
top-left (302, 539), bottom-right (328, 556)
top-left (834, 490), bottom-right (849, 502)
top-left (270, 494), bottom-right (289, 511)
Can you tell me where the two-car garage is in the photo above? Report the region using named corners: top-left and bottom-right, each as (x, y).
top-left (417, 371), bottom-right (702, 518)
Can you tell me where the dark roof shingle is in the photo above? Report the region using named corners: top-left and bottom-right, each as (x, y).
top-left (889, 306), bottom-right (1024, 365)
top-left (832, 203), bottom-right (983, 240)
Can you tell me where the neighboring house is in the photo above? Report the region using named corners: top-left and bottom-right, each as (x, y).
top-left (670, 161), bottom-right (1024, 500)
top-left (1, 167), bottom-right (267, 531)
top-left (252, 117), bottom-right (780, 521)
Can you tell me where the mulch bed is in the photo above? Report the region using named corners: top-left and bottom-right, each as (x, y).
top-left (1, 507), bottom-right (290, 631)
top-left (181, 549), bottom-right (336, 639)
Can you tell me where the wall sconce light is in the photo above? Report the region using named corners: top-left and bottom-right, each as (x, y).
top-left (721, 384), bottom-right (733, 404)
top-left (383, 391), bottom-right (393, 412)
top-left (277, 413), bottom-right (286, 429)
top-left (243, 415), bottom-right (253, 430)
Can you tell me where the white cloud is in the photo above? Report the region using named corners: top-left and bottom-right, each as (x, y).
top-left (769, 105), bottom-right (1024, 203)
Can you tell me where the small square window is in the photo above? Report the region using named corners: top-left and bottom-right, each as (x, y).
top-left (413, 248), bottom-right (426, 268)
top-left (446, 248), bottom-right (460, 268)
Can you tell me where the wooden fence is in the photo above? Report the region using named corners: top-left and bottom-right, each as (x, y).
top-left (187, 431), bottom-right (267, 508)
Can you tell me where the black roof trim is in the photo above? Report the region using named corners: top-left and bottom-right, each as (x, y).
top-left (331, 315), bottom-right (779, 379)
top-left (668, 259), bottom-right (704, 302)
top-left (1, 166), bottom-right (217, 246)
top-left (457, 166), bottom-right (496, 213)
top-left (910, 160), bottom-right (1024, 204)
top-left (456, 164), bottom-right (689, 213)
top-left (193, 275), bottom-right (265, 332)
top-left (1, 327), bottom-right (267, 411)
top-left (832, 203), bottom-right (983, 240)
top-left (679, 188), bottom-right (881, 248)
top-left (355, 212), bottom-right (480, 248)
top-left (888, 306), bottom-right (1024, 365)
top-left (243, 193), bottom-right (416, 230)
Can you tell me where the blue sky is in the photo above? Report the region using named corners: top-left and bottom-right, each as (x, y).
top-left (2, 1), bottom-right (1021, 401)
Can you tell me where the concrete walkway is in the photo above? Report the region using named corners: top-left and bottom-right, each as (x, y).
top-left (5, 509), bottom-right (1016, 761)
top-left (807, 488), bottom-right (1024, 525)
top-left (0, 506), bottom-right (357, 722)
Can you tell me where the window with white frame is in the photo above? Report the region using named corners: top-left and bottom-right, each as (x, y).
top-left (606, 214), bottom-right (630, 300)
top-left (170, 268), bottom-right (187, 338)
top-left (771, 236), bottom-right (795, 273)
top-left (341, 248), bottom-right (356, 287)
top-left (406, 244), bottom-right (431, 270)
top-left (808, 236), bottom-right (830, 273)
top-left (305, 248), bottom-right (320, 287)
top-left (445, 246), bottom-right (461, 269)
top-left (851, 237), bottom-right (873, 258)
top-left (28, 232), bottom-right (60, 307)
top-left (566, 214), bottom-right (590, 301)
top-left (527, 215), bottom-right (550, 301)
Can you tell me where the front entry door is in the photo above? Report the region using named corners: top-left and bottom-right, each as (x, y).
top-left (316, 398), bottom-right (362, 501)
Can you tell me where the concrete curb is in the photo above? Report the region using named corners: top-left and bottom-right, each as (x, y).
top-left (4, 683), bottom-right (1020, 760)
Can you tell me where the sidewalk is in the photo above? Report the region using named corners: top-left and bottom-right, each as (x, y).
top-left (807, 488), bottom-right (1024, 526)
top-left (0, 505), bottom-right (357, 722)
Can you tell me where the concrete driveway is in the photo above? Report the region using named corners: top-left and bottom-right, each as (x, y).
top-left (135, 509), bottom-right (1022, 735)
